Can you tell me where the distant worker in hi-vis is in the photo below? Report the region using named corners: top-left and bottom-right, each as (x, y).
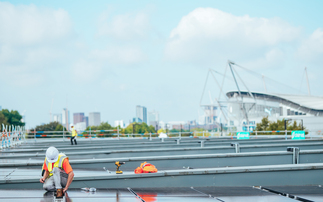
top-left (71, 125), bottom-right (77, 145)
top-left (40, 147), bottom-right (74, 198)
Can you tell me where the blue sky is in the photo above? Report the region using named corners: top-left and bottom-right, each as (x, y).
top-left (1, 0), bottom-right (323, 128)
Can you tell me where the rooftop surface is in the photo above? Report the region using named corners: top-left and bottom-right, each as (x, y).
top-left (2, 137), bottom-right (323, 201)
top-left (2, 186), bottom-right (323, 202)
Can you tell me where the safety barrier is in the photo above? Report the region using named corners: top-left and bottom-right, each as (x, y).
top-left (1, 124), bottom-right (25, 150)
top-left (21, 128), bottom-right (323, 142)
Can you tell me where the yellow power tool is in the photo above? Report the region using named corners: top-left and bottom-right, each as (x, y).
top-left (115, 161), bottom-right (125, 174)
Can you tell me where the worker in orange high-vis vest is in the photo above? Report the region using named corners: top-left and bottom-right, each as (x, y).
top-left (71, 126), bottom-right (77, 145)
top-left (40, 147), bottom-right (74, 198)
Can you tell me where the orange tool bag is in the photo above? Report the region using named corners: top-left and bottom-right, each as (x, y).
top-left (134, 162), bottom-right (158, 174)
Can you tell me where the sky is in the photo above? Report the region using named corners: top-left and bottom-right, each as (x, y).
top-left (1, 0), bottom-right (323, 128)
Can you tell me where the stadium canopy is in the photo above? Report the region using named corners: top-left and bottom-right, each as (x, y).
top-left (226, 91), bottom-right (323, 113)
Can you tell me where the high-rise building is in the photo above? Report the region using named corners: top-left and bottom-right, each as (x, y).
top-left (73, 113), bottom-right (84, 125)
top-left (62, 108), bottom-right (70, 129)
top-left (114, 120), bottom-right (125, 128)
top-left (148, 110), bottom-right (159, 126)
top-left (53, 114), bottom-right (62, 124)
top-left (136, 105), bottom-right (147, 124)
top-left (89, 112), bottom-right (101, 126)
top-left (0, 106), bottom-right (2, 110)
top-left (75, 122), bottom-right (87, 131)
top-left (83, 116), bottom-right (89, 128)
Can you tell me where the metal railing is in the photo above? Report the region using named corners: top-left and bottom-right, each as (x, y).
top-left (1, 126), bottom-right (321, 145)
top-left (1, 124), bottom-right (26, 150)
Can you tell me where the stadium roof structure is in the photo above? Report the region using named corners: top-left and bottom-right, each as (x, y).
top-left (226, 91), bottom-right (323, 114)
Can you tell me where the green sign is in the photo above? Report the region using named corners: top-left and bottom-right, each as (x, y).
top-left (291, 131), bottom-right (305, 140)
top-left (237, 132), bottom-right (250, 139)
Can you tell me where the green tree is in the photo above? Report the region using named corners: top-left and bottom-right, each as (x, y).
top-left (1, 109), bottom-right (25, 127)
top-left (54, 124), bottom-right (66, 131)
top-left (287, 120), bottom-right (303, 131)
top-left (256, 116), bottom-right (270, 131)
top-left (0, 111), bottom-right (8, 127)
top-left (85, 122), bottom-right (114, 131)
top-left (122, 122), bottom-right (156, 134)
top-left (256, 117), bottom-right (305, 132)
top-left (31, 122), bottom-right (65, 131)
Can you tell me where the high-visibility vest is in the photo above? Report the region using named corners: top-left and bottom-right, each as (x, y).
top-left (72, 129), bottom-right (77, 137)
top-left (42, 153), bottom-right (68, 177)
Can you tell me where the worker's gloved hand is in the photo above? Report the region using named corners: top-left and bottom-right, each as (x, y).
top-left (39, 178), bottom-right (45, 183)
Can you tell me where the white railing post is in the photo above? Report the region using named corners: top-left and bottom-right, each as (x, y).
top-left (90, 127), bottom-right (92, 140)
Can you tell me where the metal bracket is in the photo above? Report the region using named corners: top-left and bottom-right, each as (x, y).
top-left (199, 140), bottom-right (205, 148)
top-left (231, 143), bottom-right (240, 153)
top-left (175, 139), bottom-right (181, 145)
top-left (287, 147), bottom-right (300, 164)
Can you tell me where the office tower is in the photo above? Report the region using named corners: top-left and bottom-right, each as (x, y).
top-left (114, 120), bottom-right (125, 128)
top-left (83, 116), bottom-right (89, 128)
top-left (89, 112), bottom-right (101, 126)
top-left (53, 114), bottom-right (62, 124)
top-left (73, 113), bottom-right (84, 125)
top-left (136, 105), bottom-right (147, 123)
top-left (0, 106), bottom-right (2, 110)
top-left (148, 110), bottom-right (159, 126)
top-left (62, 108), bottom-right (70, 129)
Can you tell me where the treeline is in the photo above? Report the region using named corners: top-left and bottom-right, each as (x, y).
top-left (85, 122), bottom-right (156, 134)
top-left (0, 109), bottom-right (25, 129)
top-left (256, 117), bottom-right (304, 131)
top-left (30, 121), bottom-right (157, 134)
top-left (30, 122), bottom-right (66, 131)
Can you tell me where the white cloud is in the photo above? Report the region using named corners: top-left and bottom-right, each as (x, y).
top-left (71, 45), bottom-right (146, 83)
top-left (0, 2), bottom-right (73, 46)
top-left (90, 46), bottom-right (146, 65)
top-left (243, 48), bottom-right (286, 70)
top-left (72, 59), bottom-right (102, 81)
top-left (297, 28), bottom-right (323, 62)
top-left (165, 8), bottom-right (301, 66)
top-left (97, 11), bottom-right (150, 40)
top-left (0, 2), bottom-right (74, 86)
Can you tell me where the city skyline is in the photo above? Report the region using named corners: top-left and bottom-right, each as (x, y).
top-left (1, 1), bottom-right (323, 128)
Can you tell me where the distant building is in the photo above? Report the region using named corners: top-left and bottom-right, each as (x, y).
top-left (83, 116), bottom-right (89, 128)
top-left (62, 108), bottom-right (70, 129)
top-left (0, 106), bottom-right (2, 110)
top-left (226, 91), bottom-right (323, 132)
top-left (21, 115), bottom-right (25, 123)
top-left (73, 113), bottom-right (84, 125)
top-left (136, 105), bottom-right (147, 124)
top-left (74, 122), bottom-right (87, 131)
top-left (133, 117), bottom-right (142, 123)
top-left (53, 114), bottom-right (62, 124)
top-left (89, 112), bottom-right (101, 126)
top-left (114, 120), bottom-right (125, 128)
top-left (148, 110), bottom-right (159, 126)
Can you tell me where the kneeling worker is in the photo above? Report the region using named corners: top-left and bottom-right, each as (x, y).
top-left (40, 146), bottom-right (74, 198)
